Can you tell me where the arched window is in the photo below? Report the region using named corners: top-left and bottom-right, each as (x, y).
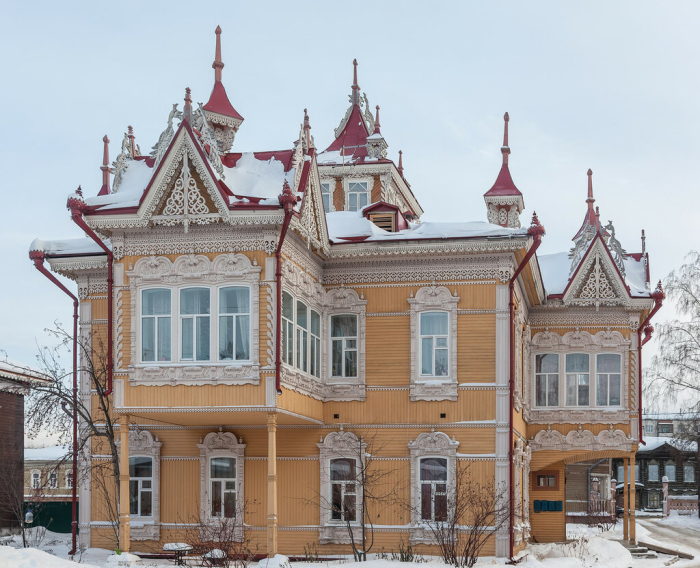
top-left (330, 314), bottom-right (358, 378)
top-left (129, 457), bottom-right (153, 517)
top-left (180, 287), bottom-right (210, 361)
top-left (48, 471), bottom-right (58, 489)
top-left (65, 470), bottom-right (74, 489)
top-left (420, 457), bottom-right (448, 521)
top-left (330, 458), bottom-right (357, 522)
top-left (218, 286), bottom-right (250, 361)
top-left (420, 312), bottom-right (449, 377)
top-left (141, 288), bottom-right (171, 362)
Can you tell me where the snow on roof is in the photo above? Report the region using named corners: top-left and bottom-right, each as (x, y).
top-left (84, 159), bottom-right (154, 210)
top-left (29, 237), bottom-right (111, 256)
top-left (25, 445), bottom-right (70, 462)
top-left (326, 209), bottom-right (527, 243)
top-left (223, 152), bottom-right (295, 201)
top-left (0, 356), bottom-right (50, 383)
top-left (623, 255), bottom-right (650, 296)
top-left (639, 436), bottom-right (698, 453)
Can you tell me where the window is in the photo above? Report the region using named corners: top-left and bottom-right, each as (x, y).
top-left (310, 310), bottom-right (321, 378)
top-left (537, 474), bottom-right (557, 488)
top-left (210, 457), bottom-right (237, 518)
top-left (420, 458), bottom-right (448, 521)
top-left (658, 423), bottom-right (673, 434)
top-left (49, 471), bottom-right (58, 489)
top-left (648, 491), bottom-right (660, 509)
top-left (369, 213), bottom-right (395, 232)
top-left (218, 287), bottom-right (250, 361)
top-left (665, 462), bottom-right (676, 482)
top-left (331, 314), bottom-right (358, 378)
top-left (617, 465), bottom-right (623, 483)
top-left (648, 464), bottom-right (659, 482)
top-left (420, 312), bottom-right (449, 377)
top-left (348, 181), bottom-right (368, 211)
top-left (180, 288), bottom-right (210, 361)
top-left (129, 457), bottom-right (153, 517)
top-left (535, 354), bottom-right (559, 407)
top-left (142, 289), bottom-right (171, 362)
top-left (565, 353), bottom-right (590, 406)
top-left (31, 470), bottom-right (40, 489)
top-left (296, 301), bottom-right (309, 373)
top-left (321, 181), bottom-right (332, 213)
top-left (282, 292), bottom-right (294, 366)
top-left (645, 424), bottom-right (654, 434)
top-left (66, 470), bottom-right (74, 489)
top-left (684, 463), bottom-right (695, 483)
top-left (330, 458), bottom-right (357, 522)
top-left (596, 353), bottom-right (621, 406)
top-left (616, 464), bottom-right (640, 483)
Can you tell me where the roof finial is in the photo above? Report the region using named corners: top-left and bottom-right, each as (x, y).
top-left (99, 135), bottom-right (111, 195)
top-left (641, 229), bottom-right (646, 255)
top-left (398, 150), bottom-right (404, 175)
top-left (128, 126), bottom-right (136, 158)
top-left (587, 168), bottom-right (594, 204)
top-left (595, 206), bottom-right (601, 231)
top-left (374, 105), bottom-right (381, 135)
top-left (351, 59), bottom-right (360, 106)
top-left (213, 26), bottom-right (224, 82)
top-left (303, 108), bottom-right (311, 150)
top-left (184, 87), bottom-right (193, 123)
top-left (501, 112), bottom-right (510, 165)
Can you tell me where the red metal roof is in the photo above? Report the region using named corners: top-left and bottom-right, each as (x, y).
top-left (222, 150), bottom-right (295, 172)
top-left (203, 80), bottom-right (244, 121)
top-left (325, 105), bottom-right (369, 160)
top-left (484, 163), bottom-right (522, 197)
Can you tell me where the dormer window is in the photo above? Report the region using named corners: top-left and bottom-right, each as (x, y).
top-left (369, 213), bottom-right (395, 232)
top-left (363, 202), bottom-right (408, 233)
top-left (348, 181), bottom-right (369, 211)
top-left (321, 182), bottom-right (332, 213)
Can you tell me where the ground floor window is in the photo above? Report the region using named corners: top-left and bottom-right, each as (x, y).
top-left (648, 491), bottom-right (660, 509)
top-left (210, 457), bottom-right (237, 518)
top-left (330, 458), bottom-right (357, 522)
top-left (420, 457), bottom-right (448, 521)
top-left (129, 457), bottom-right (153, 517)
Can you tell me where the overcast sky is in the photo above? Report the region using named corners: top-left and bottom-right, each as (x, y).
top-left (1, 1), bottom-right (697, 376)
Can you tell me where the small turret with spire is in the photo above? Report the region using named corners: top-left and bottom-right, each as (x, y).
top-left (203, 25), bottom-right (244, 153)
top-left (366, 104), bottom-right (388, 159)
top-left (483, 112), bottom-right (525, 228)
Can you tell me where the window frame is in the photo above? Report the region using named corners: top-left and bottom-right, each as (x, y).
top-left (664, 461), bottom-right (676, 482)
top-left (329, 457), bottom-right (358, 523)
top-left (418, 456), bottom-right (449, 522)
top-left (535, 353), bottom-right (560, 408)
top-left (330, 313), bottom-right (359, 379)
top-left (209, 456), bottom-right (237, 519)
top-left (129, 455), bottom-right (154, 518)
top-left (217, 285), bottom-right (252, 363)
top-left (140, 287), bottom-right (172, 363)
top-left (595, 353), bottom-right (622, 407)
top-left (30, 469), bottom-right (41, 490)
top-left (48, 471), bottom-right (58, 489)
top-left (564, 353), bottom-right (591, 407)
top-left (648, 462), bottom-right (659, 482)
top-left (179, 286), bottom-right (211, 362)
top-left (533, 470), bottom-right (560, 491)
top-left (281, 289), bottom-right (323, 380)
top-left (65, 469), bottom-right (74, 489)
top-left (346, 179), bottom-right (370, 212)
top-left (418, 311), bottom-right (450, 378)
top-left (683, 462), bottom-right (695, 483)
top-left (321, 180), bottom-right (333, 213)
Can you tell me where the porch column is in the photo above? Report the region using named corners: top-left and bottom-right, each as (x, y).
top-left (623, 458), bottom-right (629, 542)
top-left (630, 454), bottom-right (636, 542)
top-left (267, 412), bottom-right (278, 556)
top-left (118, 415), bottom-right (130, 553)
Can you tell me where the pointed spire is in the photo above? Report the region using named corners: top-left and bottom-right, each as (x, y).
top-left (587, 168), bottom-right (595, 206)
top-left (303, 108), bottom-right (311, 150)
top-left (351, 59), bottom-right (360, 106)
top-left (374, 105), bottom-right (381, 135)
top-left (398, 150), bottom-right (404, 175)
top-left (572, 168), bottom-right (603, 241)
top-left (213, 25), bottom-right (224, 82)
top-left (501, 112), bottom-right (510, 165)
top-left (184, 87), bottom-right (193, 123)
top-left (99, 135), bottom-right (111, 196)
top-left (128, 126), bottom-right (136, 158)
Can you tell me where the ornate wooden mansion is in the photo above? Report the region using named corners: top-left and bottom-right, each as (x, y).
top-left (29, 28), bottom-right (663, 560)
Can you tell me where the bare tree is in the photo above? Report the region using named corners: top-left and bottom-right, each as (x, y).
top-left (420, 463), bottom-right (509, 568)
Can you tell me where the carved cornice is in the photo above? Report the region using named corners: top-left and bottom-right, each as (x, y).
top-left (529, 426), bottom-right (633, 452)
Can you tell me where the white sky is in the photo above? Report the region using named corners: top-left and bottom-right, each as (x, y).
top-left (1, 1), bottom-right (697, 371)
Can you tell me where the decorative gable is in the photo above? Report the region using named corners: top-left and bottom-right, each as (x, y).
top-left (293, 156), bottom-right (330, 253)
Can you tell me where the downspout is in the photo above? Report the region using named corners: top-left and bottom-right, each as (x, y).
top-left (275, 181), bottom-right (297, 394)
top-left (29, 250), bottom-right (79, 555)
top-left (637, 282), bottom-right (665, 445)
top-left (67, 191), bottom-right (113, 396)
top-left (509, 213), bottom-right (545, 562)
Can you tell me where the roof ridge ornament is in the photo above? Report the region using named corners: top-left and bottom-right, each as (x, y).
top-left (98, 135), bottom-right (111, 196)
top-left (112, 130), bottom-right (132, 192)
top-left (398, 150), bottom-right (404, 175)
top-left (183, 87), bottom-right (193, 124)
top-left (502, 112), bottom-right (510, 165)
top-left (604, 219), bottom-right (628, 277)
top-left (150, 104), bottom-right (182, 167)
top-left (351, 58), bottom-right (360, 106)
top-left (213, 25), bottom-right (224, 82)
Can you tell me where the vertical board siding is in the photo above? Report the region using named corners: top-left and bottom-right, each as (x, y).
top-left (529, 462), bottom-right (566, 543)
top-left (160, 460), bottom-right (199, 523)
top-left (457, 314), bottom-right (496, 382)
top-left (245, 459), bottom-right (268, 527)
top-left (278, 460), bottom-right (319, 526)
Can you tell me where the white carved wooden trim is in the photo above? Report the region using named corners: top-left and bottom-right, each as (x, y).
top-left (529, 425), bottom-right (632, 452)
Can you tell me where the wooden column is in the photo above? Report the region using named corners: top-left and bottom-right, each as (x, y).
top-left (630, 453), bottom-right (636, 542)
top-left (119, 415), bottom-right (130, 553)
top-left (267, 412), bottom-right (278, 557)
top-left (623, 458), bottom-right (629, 542)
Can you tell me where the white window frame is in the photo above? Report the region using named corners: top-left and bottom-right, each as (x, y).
top-left (644, 424), bottom-right (654, 434)
top-left (418, 311), bottom-right (450, 378)
top-left (345, 178), bottom-right (370, 212)
top-left (564, 353), bottom-right (591, 407)
top-left (296, 299), bottom-right (310, 373)
top-left (129, 456), bottom-right (154, 518)
top-left (310, 308), bottom-right (321, 379)
top-left (31, 469), bottom-right (41, 489)
top-left (48, 471), bottom-right (58, 489)
top-left (179, 286), bottom-right (211, 362)
top-left (665, 461), bottom-right (676, 482)
top-left (535, 353), bottom-right (560, 408)
top-left (684, 462), bottom-right (695, 483)
top-left (217, 285), bottom-right (252, 363)
top-left (418, 456), bottom-right (449, 522)
top-left (65, 469), bottom-right (74, 489)
top-left (330, 313), bottom-right (358, 379)
top-left (208, 456), bottom-right (237, 519)
top-left (321, 180), bottom-right (333, 213)
top-left (140, 287), bottom-right (172, 363)
top-left (408, 286), bottom-right (459, 402)
top-left (329, 457), bottom-right (359, 523)
top-left (595, 353), bottom-right (622, 407)
top-left (282, 291), bottom-right (295, 367)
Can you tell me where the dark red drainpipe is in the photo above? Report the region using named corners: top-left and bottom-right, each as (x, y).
top-left (275, 181), bottom-right (297, 394)
top-left (29, 250), bottom-right (80, 555)
top-left (637, 281), bottom-right (664, 445)
top-left (508, 212), bottom-right (545, 562)
top-left (67, 190), bottom-right (113, 396)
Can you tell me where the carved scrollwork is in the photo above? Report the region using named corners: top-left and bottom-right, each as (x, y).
top-left (529, 425), bottom-right (632, 452)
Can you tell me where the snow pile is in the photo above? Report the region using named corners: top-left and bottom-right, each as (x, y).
top-left (622, 256), bottom-right (649, 296)
top-left (525, 536), bottom-right (633, 568)
top-left (224, 153), bottom-right (295, 200)
top-left (85, 160), bottom-right (154, 210)
top-left (29, 237), bottom-right (111, 256)
top-left (257, 554), bottom-right (292, 568)
top-left (0, 546), bottom-right (102, 568)
top-left (538, 251), bottom-right (572, 295)
top-left (640, 436), bottom-right (698, 453)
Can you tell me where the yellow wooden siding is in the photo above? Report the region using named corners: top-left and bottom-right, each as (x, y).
top-left (278, 460), bottom-right (319, 526)
top-left (160, 460), bottom-right (199, 523)
top-left (366, 316), bottom-right (410, 386)
top-left (278, 387), bottom-right (324, 420)
top-left (122, 382), bottom-right (266, 408)
top-left (371, 175), bottom-right (382, 203)
top-left (457, 314), bottom-right (496, 383)
top-left (529, 462), bottom-right (566, 543)
top-left (245, 459), bottom-right (268, 526)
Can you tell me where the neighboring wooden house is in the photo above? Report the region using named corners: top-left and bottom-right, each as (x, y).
top-left (0, 359), bottom-right (50, 535)
top-left (564, 459), bottom-right (613, 521)
top-left (28, 27), bottom-right (663, 559)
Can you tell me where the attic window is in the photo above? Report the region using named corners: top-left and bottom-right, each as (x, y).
top-left (369, 213), bottom-right (395, 232)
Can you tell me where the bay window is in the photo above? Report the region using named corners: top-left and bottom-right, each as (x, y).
top-left (282, 292), bottom-right (294, 366)
top-left (129, 457), bottom-right (153, 517)
top-left (180, 288), bottom-right (210, 361)
top-left (142, 289), bottom-right (171, 362)
top-left (210, 457), bottom-right (237, 518)
top-left (281, 291), bottom-right (322, 378)
top-left (310, 310), bottom-right (321, 378)
top-left (330, 458), bottom-right (357, 522)
top-left (596, 354), bottom-right (621, 406)
top-left (420, 458), bottom-right (448, 522)
top-left (296, 301), bottom-right (309, 373)
top-left (331, 314), bottom-right (358, 378)
top-left (348, 181), bottom-right (368, 211)
top-left (420, 312), bottom-right (449, 377)
top-left (218, 286), bottom-right (250, 361)
top-left (535, 354), bottom-right (559, 407)
top-left (565, 353), bottom-right (589, 406)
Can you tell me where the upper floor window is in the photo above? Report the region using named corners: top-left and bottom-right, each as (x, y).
top-left (645, 424), bottom-right (654, 434)
top-left (66, 470), bottom-right (74, 489)
top-left (565, 353), bottom-right (589, 406)
top-left (31, 470), bottom-right (40, 489)
top-left (420, 312), bottom-right (449, 377)
top-left (535, 354), bottom-right (559, 407)
top-left (142, 289), bottom-right (171, 362)
top-left (331, 314), bottom-right (357, 378)
top-left (420, 457), bottom-right (448, 521)
top-left (596, 354), bottom-right (621, 406)
top-left (48, 471), bottom-right (58, 489)
top-left (330, 458), bottom-right (357, 522)
top-left (348, 181), bottom-right (368, 211)
top-left (218, 287), bottom-right (250, 361)
top-left (658, 422), bottom-right (673, 434)
top-left (129, 457), bottom-right (153, 517)
top-left (321, 181), bottom-right (332, 213)
top-left (648, 463), bottom-right (659, 481)
top-left (180, 288), bottom-right (210, 361)
top-left (281, 291), bottom-right (321, 378)
top-left (310, 310), bottom-right (321, 379)
top-left (210, 457), bottom-right (237, 518)
top-left (282, 292), bottom-right (294, 366)
top-left (296, 301), bottom-right (309, 373)
top-left (665, 461), bottom-right (676, 482)
top-left (684, 462), bottom-right (695, 483)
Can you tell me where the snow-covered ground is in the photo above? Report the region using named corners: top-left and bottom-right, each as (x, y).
top-left (1, 517), bottom-right (699, 568)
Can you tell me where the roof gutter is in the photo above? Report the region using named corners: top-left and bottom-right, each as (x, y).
top-left (28, 251), bottom-right (79, 556)
top-left (508, 213), bottom-right (545, 562)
